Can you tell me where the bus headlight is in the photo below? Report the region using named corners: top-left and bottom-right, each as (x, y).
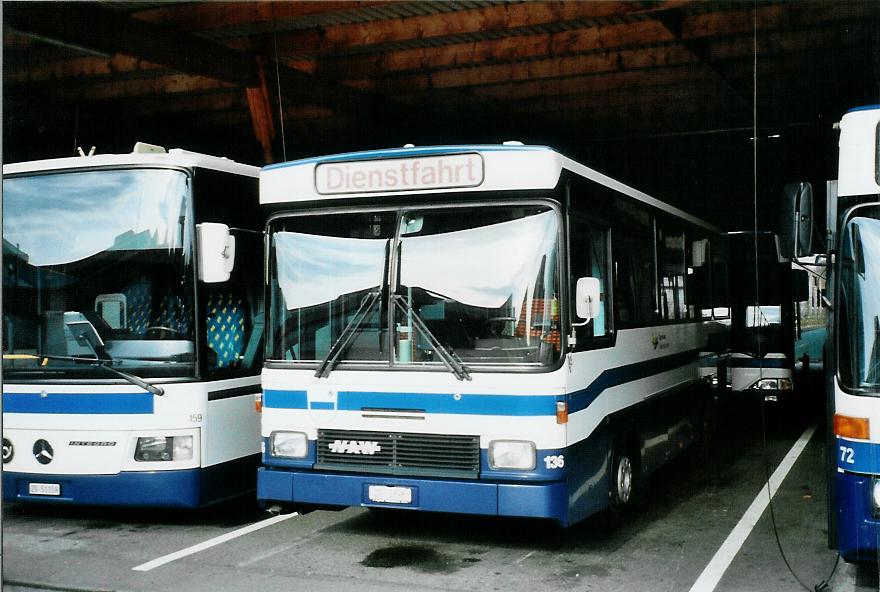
top-left (751, 378), bottom-right (792, 391)
top-left (489, 440), bottom-right (536, 470)
top-left (270, 431), bottom-right (308, 458)
top-left (135, 436), bottom-right (193, 462)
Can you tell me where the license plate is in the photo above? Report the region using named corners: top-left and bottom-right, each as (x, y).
top-left (28, 482), bottom-right (61, 496)
top-left (368, 485), bottom-right (412, 504)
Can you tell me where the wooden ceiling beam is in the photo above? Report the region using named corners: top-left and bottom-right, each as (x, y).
top-left (4, 2), bottom-right (261, 87)
top-left (400, 66), bottom-right (710, 106)
top-left (274, 1), bottom-right (874, 74)
top-left (345, 45), bottom-right (699, 94)
top-left (131, 1), bottom-right (389, 33)
top-left (7, 73), bottom-right (237, 103)
top-left (4, 55), bottom-right (165, 85)
top-left (266, 1), bottom-right (687, 56)
top-left (308, 20), bottom-right (676, 78)
top-left (3, 2), bottom-right (415, 123)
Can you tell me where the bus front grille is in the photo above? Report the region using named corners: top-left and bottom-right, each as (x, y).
top-left (316, 429), bottom-right (480, 479)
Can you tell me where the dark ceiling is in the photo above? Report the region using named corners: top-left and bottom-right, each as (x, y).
top-left (4, 1), bottom-right (880, 230)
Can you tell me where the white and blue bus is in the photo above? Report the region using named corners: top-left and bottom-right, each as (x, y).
top-left (256, 145), bottom-right (728, 525)
top-left (819, 105), bottom-right (880, 562)
top-left (2, 143), bottom-right (264, 507)
top-left (725, 231), bottom-right (809, 402)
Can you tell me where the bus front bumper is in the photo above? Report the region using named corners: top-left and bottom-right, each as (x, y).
top-left (257, 467), bottom-right (568, 523)
top-left (2, 469), bottom-right (202, 508)
top-left (836, 471), bottom-right (880, 562)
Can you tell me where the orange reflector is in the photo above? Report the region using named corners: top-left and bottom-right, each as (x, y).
top-left (834, 414), bottom-right (870, 440)
top-left (254, 393), bottom-right (263, 414)
top-left (556, 401), bottom-right (568, 425)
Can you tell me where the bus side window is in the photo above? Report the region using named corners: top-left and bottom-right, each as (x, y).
top-left (612, 203), bottom-right (657, 328)
top-left (569, 216), bottom-right (609, 340)
top-left (657, 217), bottom-right (686, 322)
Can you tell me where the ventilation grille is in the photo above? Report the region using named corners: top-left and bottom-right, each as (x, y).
top-left (316, 429), bottom-right (480, 479)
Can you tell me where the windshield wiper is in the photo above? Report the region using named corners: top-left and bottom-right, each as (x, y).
top-left (2, 353), bottom-right (165, 396)
top-left (315, 290), bottom-right (382, 378)
top-left (392, 294), bottom-right (471, 381)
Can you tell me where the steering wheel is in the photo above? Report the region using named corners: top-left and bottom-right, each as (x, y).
top-left (144, 326), bottom-right (183, 340)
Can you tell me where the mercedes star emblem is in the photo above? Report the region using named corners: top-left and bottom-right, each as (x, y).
top-left (33, 439), bottom-right (54, 465)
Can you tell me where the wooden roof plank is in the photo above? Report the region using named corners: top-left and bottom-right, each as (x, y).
top-left (267, 1), bottom-right (686, 56)
top-left (4, 2), bottom-right (260, 87)
top-left (343, 45), bottom-right (699, 93)
top-left (131, 1), bottom-right (391, 33)
top-left (308, 20), bottom-right (677, 77)
top-left (4, 1), bottom-right (418, 125)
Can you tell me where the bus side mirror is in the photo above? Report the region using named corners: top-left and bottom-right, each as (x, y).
top-left (791, 268), bottom-right (809, 302)
top-left (575, 277), bottom-right (601, 321)
top-left (197, 223), bottom-right (235, 283)
top-left (779, 182), bottom-right (813, 259)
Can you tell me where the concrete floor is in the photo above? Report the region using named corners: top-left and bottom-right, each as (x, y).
top-left (2, 381), bottom-right (878, 592)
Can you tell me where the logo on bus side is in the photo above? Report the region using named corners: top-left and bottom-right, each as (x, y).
top-left (651, 332), bottom-right (669, 350)
top-left (33, 439), bottom-right (54, 465)
top-left (328, 440), bottom-right (382, 455)
top-left (2, 438), bottom-right (13, 463)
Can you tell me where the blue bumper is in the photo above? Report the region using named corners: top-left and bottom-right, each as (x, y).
top-left (3, 469), bottom-right (202, 508)
top-left (836, 471), bottom-right (880, 562)
top-left (257, 467), bottom-right (569, 524)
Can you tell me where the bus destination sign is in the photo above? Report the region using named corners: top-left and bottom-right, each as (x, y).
top-left (315, 153), bottom-right (484, 195)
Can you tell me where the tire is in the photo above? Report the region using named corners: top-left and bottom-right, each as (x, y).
top-left (609, 443), bottom-right (641, 514)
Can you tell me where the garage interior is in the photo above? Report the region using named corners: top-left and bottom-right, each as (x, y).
top-left (4, 0), bottom-right (880, 231)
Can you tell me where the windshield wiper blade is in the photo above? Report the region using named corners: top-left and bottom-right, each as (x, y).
top-left (2, 353), bottom-right (165, 396)
top-left (315, 290), bottom-right (382, 378)
top-left (392, 295), bottom-right (471, 381)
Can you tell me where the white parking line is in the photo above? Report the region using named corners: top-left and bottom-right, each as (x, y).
top-left (688, 423), bottom-right (817, 592)
top-left (132, 512), bottom-right (299, 572)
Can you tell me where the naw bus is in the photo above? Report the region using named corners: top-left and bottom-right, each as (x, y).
top-left (255, 144), bottom-right (729, 525)
top-left (2, 143), bottom-right (264, 507)
top-left (810, 105), bottom-right (880, 562)
top-left (725, 231), bottom-right (809, 402)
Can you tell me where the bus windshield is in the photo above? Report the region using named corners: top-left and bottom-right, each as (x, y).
top-left (839, 210), bottom-right (880, 392)
top-left (2, 168), bottom-right (196, 380)
top-left (269, 203), bottom-right (561, 370)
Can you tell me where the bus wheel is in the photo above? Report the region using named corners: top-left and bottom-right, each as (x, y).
top-left (610, 445), bottom-right (641, 513)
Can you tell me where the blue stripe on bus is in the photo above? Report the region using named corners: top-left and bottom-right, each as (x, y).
top-left (263, 349), bottom-right (704, 415)
top-left (262, 389), bottom-right (559, 415)
top-left (846, 105), bottom-right (880, 114)
top-left (263, 145), bottom-right (552, 170)
top-left (3, 392), bottom-right (154, 414)
top-left (836, 437), bottom-right (880, 474)
top-left (567, 349), bottom-right (702, 413)
top-left (338, 391), bottom-right (559, 415)
top-left (263, 389), bottom-right (307, 409)
top-left (728, 358), bottom-right (789, 369)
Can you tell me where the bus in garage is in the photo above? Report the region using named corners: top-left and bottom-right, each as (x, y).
top-left (815, 105), bottom-right (880, 562)
top-left (2, 143), bottom-right (264, 507)
top-left (725, 231), bottom-right (809, 402)
top-left (256, 144), bottom-right (728, 525)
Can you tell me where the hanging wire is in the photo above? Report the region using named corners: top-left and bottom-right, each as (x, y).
top-left (273, 30), bottom-right (288, 163)
top-left (748, 3), bottom-right (840, 589)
